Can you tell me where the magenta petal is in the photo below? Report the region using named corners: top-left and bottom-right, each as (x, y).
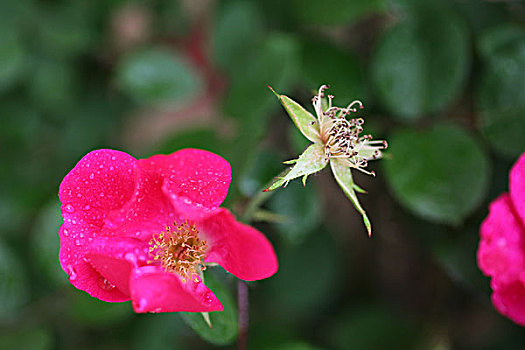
top-left (478, 194), bottom-right (525, 284)
top-left (59, 149), bottom-right (137, 229)
top-left (59, 228), bottom-right (129, 302)
top-left (129, 266), bottom-right (223, 313)
top-left (85, 236), bottom-right (150, 296)
top-left (154, 149), bottom-right (231, 210)
top-left (510, 152), bottom-right (525, 225)
top-left (103, 158), bottom-right (176, 240)
top-left (201, 209), bottom-right (278, 281)
top-left (492, 280), bottom-right (525, 327)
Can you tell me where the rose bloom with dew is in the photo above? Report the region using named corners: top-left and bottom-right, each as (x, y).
top-left (58, 149), bottom-right (277, 313)
top-left (478, 152), bottom-right (525, 326)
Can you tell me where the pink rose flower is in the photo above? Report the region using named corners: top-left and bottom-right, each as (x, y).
top-left (59, 149), bottom-right (278, 313)
top-left (478, 152), bottom-right (525, 325)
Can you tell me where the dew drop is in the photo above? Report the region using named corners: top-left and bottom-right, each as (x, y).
top-left (98, 276), bottom-right (116, 291)
top-left (124, 252), bottom-right (137, 264)
top-left (89, 173), bottom-right (95, 179)
top-left (75, 239), bottom-right (81, 246)
top-left (83, 205), bottom-right (91, 210)
top-left (134, 297), bottom-right (148, 312)
top-left (63, 229), bottom-right (69, 237)
top-left (67, 265), bottom-right (77, 281)
top-left (99, 192), bottom-right (105, 197)
top-left (111, 156), bottom-right (116, 161)
top-left (204, 292), bottom-right (213, 304)
top-left (64, 204), bottom-right (75, 213)
top-left (110, 166), bottom-right (114, 171)
top-left (79, 232), bottom-right (84, 238)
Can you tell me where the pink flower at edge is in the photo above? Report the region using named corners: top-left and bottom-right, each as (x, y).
top-left (58, 148), bottom-right (278, 313)
top-left (478, 152), bottom-right (525, 325)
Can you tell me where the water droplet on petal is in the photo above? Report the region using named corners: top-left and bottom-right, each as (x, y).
top-left (63, 229), bottom-right (69, 237)
top-left (75, 239), bottom-right (81, 246)
top-left (67, 265), bottom-right (77, 281)
top-left (83, 205), bottom-right (91, 210)
top-left (125, 253), bottom-right (137, 264)
top-left (204, 292), bottom-right (213, 304)
top-left (98, 276), bottom-right (116, 291)
top-left (133, 297), bottom-right (148, 312)
top-left (89, 173), bottom-right (95, 179)
top-left (64, 204), bottom-right (75, 213)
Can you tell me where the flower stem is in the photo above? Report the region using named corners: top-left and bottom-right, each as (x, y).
top-left (236, 171), bottom-right (284, 350)
top-left (237, 280), bottom-right (249, 350)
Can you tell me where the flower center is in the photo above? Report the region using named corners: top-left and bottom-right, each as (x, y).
top-left (148, 221), bottom-right (207, 282)
top-left (313, 85), bottom-right (387, 176)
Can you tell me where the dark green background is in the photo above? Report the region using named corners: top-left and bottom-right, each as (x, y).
top-left (1, 0), bottom-right (525, 348)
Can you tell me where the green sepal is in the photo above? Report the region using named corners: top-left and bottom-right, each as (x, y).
top-left (201, 312), bottom-right (212, 328)
top-left (268, 86), bottom-right (321, 143)
top-left (265, 143), bottom-right (327, 191)
top-left (330, 159), bottom-right (372, 236)
top-left (353, 183), bottom-right (367, 194)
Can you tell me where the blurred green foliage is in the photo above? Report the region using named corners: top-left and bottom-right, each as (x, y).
top-left (1, 0), bottom-right (525, 349)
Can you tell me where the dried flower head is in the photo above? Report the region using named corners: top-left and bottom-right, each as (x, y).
top-left (265, 85), bottom-right (388, 236)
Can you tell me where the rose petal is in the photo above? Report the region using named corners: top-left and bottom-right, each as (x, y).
top-left (200, 208), bottom-right (278, 281)
top-left (491, 279), bottom-right (525, 327)
top-left (58, 150), bottom-right (137, 301)
top-left (478, 194), bottom-right (525, 284)
top-left (157, 149), bottom-right (231, 210)
top-left (59, 149), bottom-right (137, 229)
top-left (129, 266), bottom-right (223, 313)
top-left (510, 152), bottom-right (525, 225)
top-left (85, 236), bottom-right (150, 296)
top-left (59, 227), bottom-right (129, 302)
top-left (103, 159), bottom-right (177, 241)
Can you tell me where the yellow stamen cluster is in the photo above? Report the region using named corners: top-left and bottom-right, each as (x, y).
top-left (148, 221), bottom-right (207, 283)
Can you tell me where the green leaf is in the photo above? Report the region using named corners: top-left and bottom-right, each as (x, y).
top-left (224, 33), bottom-right (300, 120)
top-left (262, 229), bottom-right (341, 319)
top-left (69, 292), bottom-right (131, 327)
top-left (330, 158), bottom-right (371, 236)
top-left (370, 4), bottom-right (469, 120)
top-left (116, 48), bottom-right (202, 105)
top-left (35, 0), bottom-right (96, 59)
top-left (292, 0), bottom-right (387, 26)
top-left (152, 129), bottom-right (223, 157)
top-left (239, 149), bottom-right (284, 197)
top-left (29, 58), bottom-right (78, 114)
top-left (0, 240), bottom-right (29, 321)
top-left (267, 181), bottom-right (322, 243)
top-left (0, 327), bottom-right (53, 350)
top-left (476, 25), bottom-right (525, 157)
top-left (0, 26), bottom-right (27, 93)
top-left (301, 39), bottom-right (365, 103)
top-left (180, 272), bottom-right (238, 346)
top-left (383, 123), bottom-right (490, 225)
top-left (329, 305), bottom-right (419, 350)
top-left (269, 86), bottom-right (321, 143)
top-left (212, 0), bottom-right (264, 73)
top-left (132, 313), bottom-right (186, 350)
top-left (265, 143), bottom-right (327, 191)
top-left (30, 200), bottom-right (67, 286)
